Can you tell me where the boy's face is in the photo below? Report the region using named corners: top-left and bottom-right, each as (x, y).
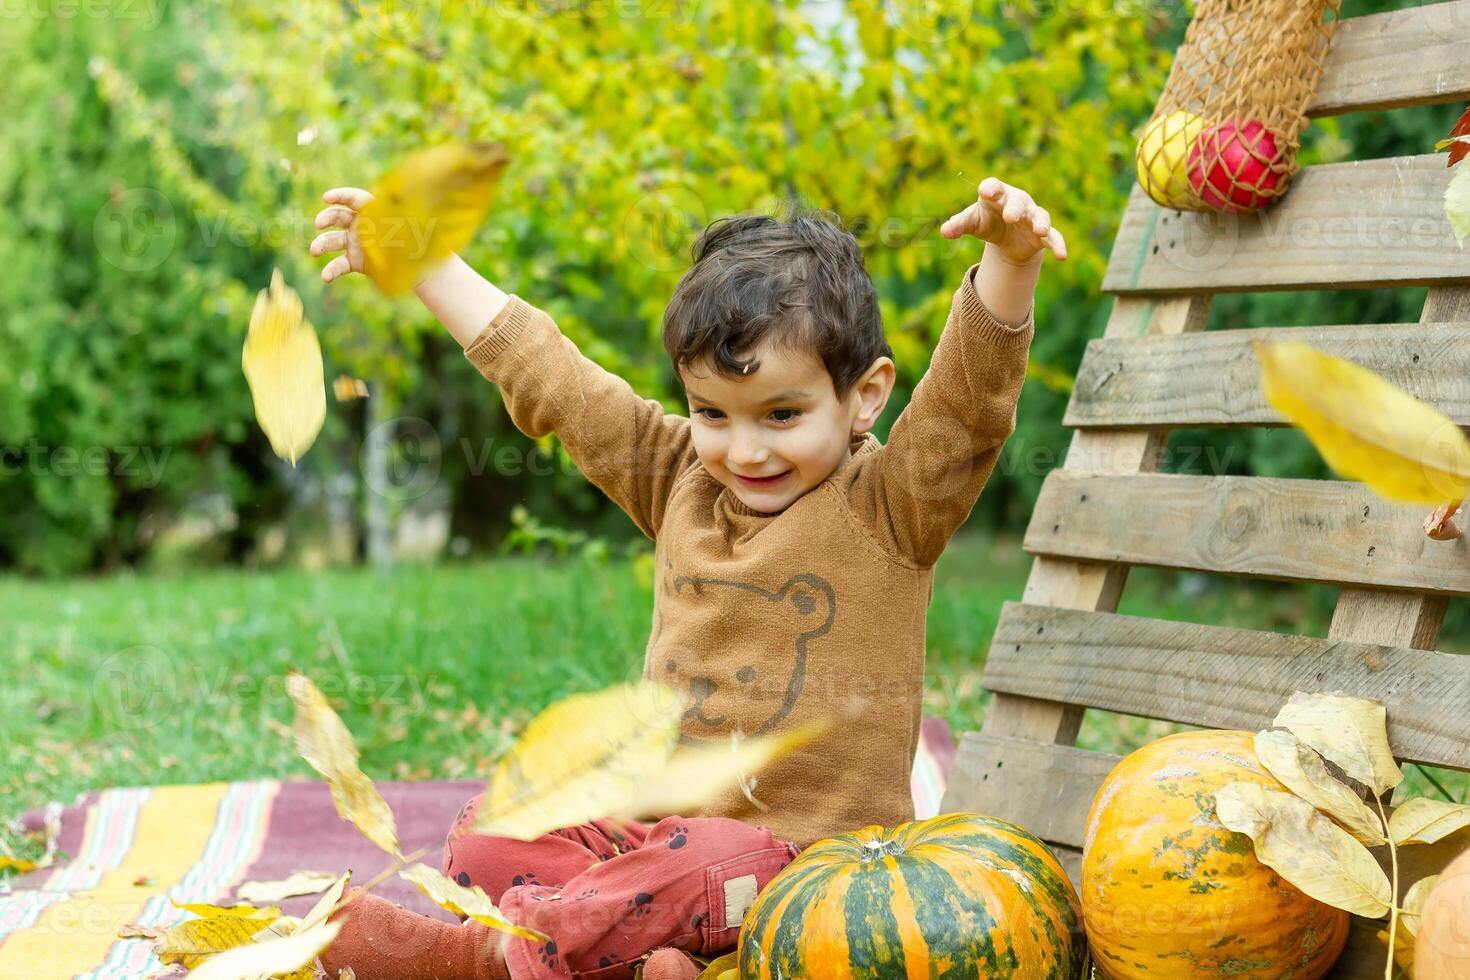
top-left (680, 339), bottom-right (894, 515)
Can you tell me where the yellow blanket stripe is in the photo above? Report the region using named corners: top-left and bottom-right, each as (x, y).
top-left (0, 783), bottom-right (230, 979)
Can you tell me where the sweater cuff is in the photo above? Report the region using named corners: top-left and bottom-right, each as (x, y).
top-left (959, 262), bottom-right (1036, 349)
top-left (464, 295), bottom-right (535, 374)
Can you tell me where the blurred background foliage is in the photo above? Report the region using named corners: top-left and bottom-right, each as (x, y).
top-left (0, 0), bottom-right (1458, 576)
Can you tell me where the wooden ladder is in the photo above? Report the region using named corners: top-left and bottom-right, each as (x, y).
top-left (939, 2), bottom-right (1470, 975)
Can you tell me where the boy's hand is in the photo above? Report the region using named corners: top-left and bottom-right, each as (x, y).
top-left (310, 187), bottom-right (375, 284)
top-left (940, 178), bottom-right (1068, 265)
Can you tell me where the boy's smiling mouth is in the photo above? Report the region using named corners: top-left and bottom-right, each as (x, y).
top-left (734, 470), bottom-right (790, 487)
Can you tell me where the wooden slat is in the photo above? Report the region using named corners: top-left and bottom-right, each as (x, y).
top-left (1026, 471), bottom-right (1470, 594)
top-left (1102, 155), bottom-right (1467, 296)
top-left (980, 294), bottom-right (1212, 747)
top-left (984, 602), bottom-right (1470, 771)
top-left (940, 733), bottom-right (1118, 847)
top-left (945, 735), bottom-right (1467, 979)
top-left (1308, 0), bottom-right (1470, 115)
top-left (1065, 321), bottom-right (1470, 429)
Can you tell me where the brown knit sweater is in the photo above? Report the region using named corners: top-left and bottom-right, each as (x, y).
top-left (464, 261), bottom-right (1034, 848)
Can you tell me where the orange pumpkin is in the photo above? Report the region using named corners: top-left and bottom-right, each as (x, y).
top-left (1081, 730), bottom-right (1350, 979)
top-left (1419, 847), bottom-right (1470, 978)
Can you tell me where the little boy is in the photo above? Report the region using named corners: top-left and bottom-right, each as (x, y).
top-left (307, 178), bottom-right (1066, 980)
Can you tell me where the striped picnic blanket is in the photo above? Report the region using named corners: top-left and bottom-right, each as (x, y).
top-left (0, 719), bottom-right (954, 979)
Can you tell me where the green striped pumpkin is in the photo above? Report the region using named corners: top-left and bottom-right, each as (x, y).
top-left (738, 813), bottom-right (1088, 979)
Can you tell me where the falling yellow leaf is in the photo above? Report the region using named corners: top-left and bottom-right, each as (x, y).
top-left (242, 269), bottom-right (326, 466)
top-left (1214, 781), bottom-right (1392, 918)
top-left (287, 672), bottom-right (400, 857)
top-left (1254, 339), bottom-right (1470, 505)
top-left (622, 722), bottom-right (831, 819)
top-left (1253, 729), bottom-right (1386, 845)
top-left (184, 919), bottom-right (341, 980)
top-left (358, 142), bottom-right (510, 296)
top-left (1389, 797), bottom-right (1470, 846)
top-left (236, 870), bottom-right (342, 903)
top-left (470, 682), bottom-right (685, 841)
top-left (1273, 691), bottom-right (1403, 796)
top-left (399, 864), bottom-right (546, 942)
top-left (332, 375), bottom-right (369, 402)
top-left (156, 915), bottom-right (279, 969)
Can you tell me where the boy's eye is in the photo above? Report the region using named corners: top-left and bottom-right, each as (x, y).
top-left (770, 409), bottom-right (800, 423)
top-left (695, 408), bottom-right (724, 421)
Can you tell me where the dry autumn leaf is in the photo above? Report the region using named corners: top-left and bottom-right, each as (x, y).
top-left (398, 863), bottom-right (545, 941)
top-left (1253, 729), bottom-right (1387, 846)
top-left (156, 914), bottom-right (279, 969)
top-left (622, 722), bottom-right (831, 819)
top-left (470, 682), bottom-right (685, 841)
top-left (696, 951), bottom-right (740, 980)
top-left (236, 870), bottom-right (341, 903)
top-left (296, 871), bottom-right (350, 936)
top-left (1402, 874), bottom-right (1439, 938)
top-left (170, 901), bottom-right (281, 920)
top-left (287, 672), bottom-right (400, 857)
top-left (1435, 105), bottom-right (1470, 167)
top-left (1253, 340), bottom-right (1470, 505)
top-left (241, 269), bottom-right (326, 466)
top-left (1425, 499), bottom-right (1463, 540)
top-left (358, 141), bottom-right (510, 296)
top-left (184, 919), bottom-right (341, 980)
top-left (1214, 781), bottom-right (1392, 918)
top-left (332, 375), bottom-right (368, 402)
top-left (1389, 797), bottom-right (1470, 846)
top-left (1273, 691), bottom-right (1404, 796)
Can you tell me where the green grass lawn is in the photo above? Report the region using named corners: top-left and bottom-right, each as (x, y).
top-left (3, 532), bottom-right (1461, 849)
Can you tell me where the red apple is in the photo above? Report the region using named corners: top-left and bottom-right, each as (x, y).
top-left (1187, 119), bottom-right (1283, 213)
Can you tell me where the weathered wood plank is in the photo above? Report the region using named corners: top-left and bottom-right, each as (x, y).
top-left (940, 733), bottom-right (1118, 847)
top-left (1102, 155), bottom-right (1468, 296)
top-left (1025, 471), bottom-right (1470, 594)
top-left (1309, 0), bottom-right (1470, 116)
top-left (984, 602), bottom-right (1470, 771)
top-left (1065, 322), bottom-right (1470, 429)
top-left (982, 294), bottom-right (1211, 746)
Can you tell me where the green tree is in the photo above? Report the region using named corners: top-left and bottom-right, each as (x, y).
top-left (144, 0), bottom-right (1179, 550)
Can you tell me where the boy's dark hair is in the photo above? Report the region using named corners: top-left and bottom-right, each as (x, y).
top-left (662, 205), bottom-right (891, 401)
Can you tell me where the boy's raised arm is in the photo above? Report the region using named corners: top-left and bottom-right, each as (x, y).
top-left (843, 178), bottom-right (1065, 567)
top-left (459, 291), bottom-right (696, 541)
top-left (845, 255), bottom-right (1035, 566)
top-left (313, 189), bottom-right (696, 541)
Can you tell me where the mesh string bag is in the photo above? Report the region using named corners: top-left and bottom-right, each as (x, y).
top-left (1134, 0), bottom-right (1342, 214)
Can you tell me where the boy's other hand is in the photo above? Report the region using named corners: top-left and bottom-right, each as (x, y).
top-left (310, 187), bottom-right (375, 284)
top-left (940, 178), bottom-right (1068, 265)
